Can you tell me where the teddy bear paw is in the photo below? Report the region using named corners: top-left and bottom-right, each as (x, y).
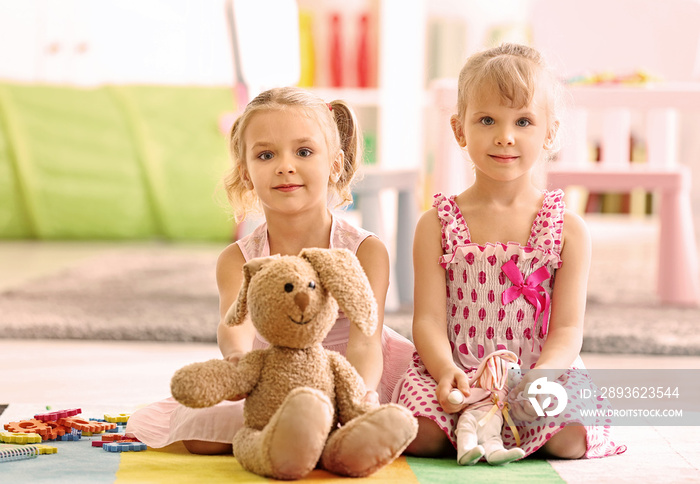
top-left (320, 403), bottom-right (418, 477)
top-left (265, 387), bottom-right (334, 480)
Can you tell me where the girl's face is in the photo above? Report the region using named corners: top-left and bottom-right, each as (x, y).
top-left (453, 83), bottom-right (556, 184)
top-left (242, 107), bottom-right (339, 216)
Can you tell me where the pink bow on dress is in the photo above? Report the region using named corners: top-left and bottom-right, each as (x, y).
top-left (500, 260), bottom-right (551, 349)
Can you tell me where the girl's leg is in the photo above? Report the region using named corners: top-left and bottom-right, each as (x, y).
top-left (404, 417), bottom-right (455, 457)
top-left (538, 424), bottom-right (587, 459)
top-left (183, 440), bottom-right (233, 455)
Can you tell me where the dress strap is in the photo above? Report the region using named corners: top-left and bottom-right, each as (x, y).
top-left (331, 214), bottom-right (375, 254)
top-left (529, 189), bottom-right (565, 256)
top-left (236, 222), bottom-right (270, 261)
top-left (432, 193), bottom-right (470, 252)
top-left (236, 212), bottom-right (373, 262)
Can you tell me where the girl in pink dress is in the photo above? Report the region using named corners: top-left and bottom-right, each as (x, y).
top-left (126, 87), bottom-right (414, 454)
top-left (396, 43), bottom-right (626, 463)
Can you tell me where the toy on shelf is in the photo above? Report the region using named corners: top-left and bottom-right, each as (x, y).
top-left (329, 13), bottom-right (343, 87)
top-left (565, 70), bottom-right (660, 85)
top-left (171, 248), bottom-right (418, 480)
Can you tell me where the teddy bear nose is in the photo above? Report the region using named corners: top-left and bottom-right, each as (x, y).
top-left (294, 292), bottom-right (310, 312)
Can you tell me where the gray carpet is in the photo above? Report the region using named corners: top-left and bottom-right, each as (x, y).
top-left (1, 239), bottom-right (699, 354)
top-left (0, 247), bottom-right (221, 342)
top-left (581, 235), bottom-right (700, 356)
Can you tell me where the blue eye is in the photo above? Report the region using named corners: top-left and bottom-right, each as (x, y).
top-left (480, 117), bottom-right (495, 126)
top-left (297, 148), bottom-right (312, 157)
top-left (258, 151), bottom-right (274, 161)
top-left (516, 118), bottom-right (531, 127)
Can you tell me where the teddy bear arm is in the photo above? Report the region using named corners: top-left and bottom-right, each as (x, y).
top-left (170, 352), bottom-right (264, 408)
top-left (329, 352), bottom-right (370, 423)
top-left (231, 350), bottom-right (265, 397)
top-left (171, 359), bottom-right (239, 408)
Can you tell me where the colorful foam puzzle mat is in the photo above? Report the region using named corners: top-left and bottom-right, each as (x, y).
top-left (0, 403), bottom-right (567, 483)
top-left (0, 440), bottom-right (565, 483)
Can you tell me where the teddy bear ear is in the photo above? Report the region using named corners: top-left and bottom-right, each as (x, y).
top-left (225, 255), bottom-right (280, 326)
top-left (299, 248), bottom-right (378, 337)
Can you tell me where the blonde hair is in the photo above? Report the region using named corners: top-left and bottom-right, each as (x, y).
top-left (223, 86), bottom-right (363, 222)
top-left (456, 43), bottom-right (563, 155)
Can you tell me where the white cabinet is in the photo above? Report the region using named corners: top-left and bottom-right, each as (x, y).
top-left (0, 0), bottom-right (233, 86)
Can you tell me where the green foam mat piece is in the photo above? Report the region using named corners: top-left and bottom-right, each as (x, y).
top-left (406, 456), bottom-right (565, 483)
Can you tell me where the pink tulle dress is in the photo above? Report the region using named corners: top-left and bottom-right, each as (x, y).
top-left (126, 214), bottom-right (415, 448)
top-left (394, 191), bottom-right (626, 458)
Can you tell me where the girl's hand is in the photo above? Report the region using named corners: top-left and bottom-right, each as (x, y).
top-left (508, 397), bottom-right (540, 422)
top-left (222, 351), bottom-right (247, 401)
top-left (436, 367), bottom-right (471, 414)
top-left (508, 368), bottom-right (558, 422)
top-left (223, 351), bottom-right (246, 366)
top-left (362, 390), bottom-right (380, 407)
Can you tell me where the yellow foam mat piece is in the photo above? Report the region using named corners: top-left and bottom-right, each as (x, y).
top-left (116, 442), bottom-right (419, 483)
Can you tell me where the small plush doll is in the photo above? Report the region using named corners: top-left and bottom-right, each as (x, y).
top-left (449, 349), bottom-right (525, 466)
top-left (170, 248), bottom-right (418, 480)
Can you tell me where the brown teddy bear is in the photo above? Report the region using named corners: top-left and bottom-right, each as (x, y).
top-left (170, 248), bottom-right (418, 480)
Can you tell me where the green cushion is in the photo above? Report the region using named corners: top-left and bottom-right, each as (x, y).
top-left (0, 83), bottom-right (234, 240)
top-left (112, 85), bottom-right (233, 241)
top-left (0, 89), bottom-right (32, 238)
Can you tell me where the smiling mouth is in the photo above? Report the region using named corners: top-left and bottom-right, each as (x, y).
top-left (274, 184), bottom-right (302, 192)
top-left (490, 155), bottom-right (518, 161)
top-left (289, 316), bottom-right (311, 325)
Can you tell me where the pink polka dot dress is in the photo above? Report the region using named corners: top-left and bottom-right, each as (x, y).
top-left (394, 191), bottom-right (626, 459)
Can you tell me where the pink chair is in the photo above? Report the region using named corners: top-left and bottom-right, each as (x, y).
top-left (528, 0), bottom-right (700, 305)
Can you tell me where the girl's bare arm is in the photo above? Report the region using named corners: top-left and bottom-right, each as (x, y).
top-left (411, 209), bottom-right (470, 413)
top-left (216, 243), bottom-right (257, 363)
top-left (346, 235), bottom-right (390, 401)
top-left (535, 210), bottom-right (591, 372)
top-left (510, 210), bottom-right (591, 420)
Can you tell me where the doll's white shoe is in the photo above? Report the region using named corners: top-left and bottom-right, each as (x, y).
top-left (458, 445), bottom-right (485, 466)
top-left (485, 447), bottom-right (525, 466)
